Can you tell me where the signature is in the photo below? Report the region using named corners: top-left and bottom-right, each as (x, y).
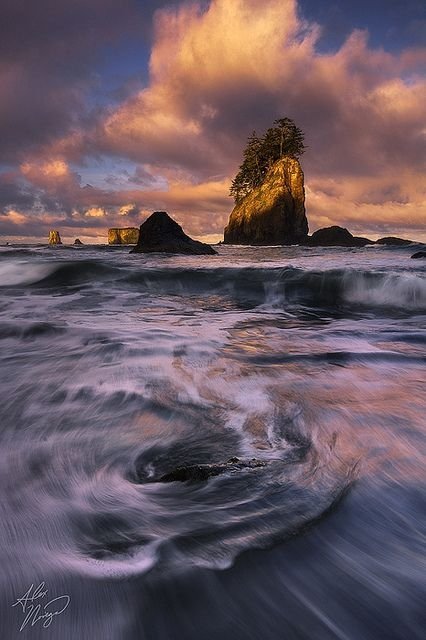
top-left (12, 582), bottom-right (70, 632)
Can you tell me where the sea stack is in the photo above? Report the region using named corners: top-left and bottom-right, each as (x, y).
top-left (108, 227), bottom-right (139, 245)
top-left (74, 238), bottom-right (83, 245)
top-left (224, 157), bottom-right (308, 245)
top-left (48, 230), bottom-right (62, 245)
top-left (131, 211), bottom-right (217, 255)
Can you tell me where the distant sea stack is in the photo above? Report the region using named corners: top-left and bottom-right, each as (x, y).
top-left (224, 157), bottom-right (308, 245)
top-left (131, 211), bottom-right (217, 255)
top-left (108, 227), bottom-right (139, 245)
top-left (48, 230), bottom-right (62, 245)
top-left (73, 238), bottom-right (83, 245)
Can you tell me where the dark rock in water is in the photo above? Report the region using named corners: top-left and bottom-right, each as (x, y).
top-left (411, 251), bottom-right (426, 259)
top-left (306, 226), bottom-right (372, 247)
top-left (224, 157), bottom-right (308, 245)
top-left (355, 236), bottom-right (374, 245)
top-left (158, 457), bottom-right (267, 483)
top-left (131, 211), bottom-right (217, 255)
top-left (48, 230), bottom-right (62, 245)
top-left (73, 238), bottom-right (83, 245)
top-left (108, 227), bottom-right (139, 245)
top-left (376, 236), bottom-right (413, 246)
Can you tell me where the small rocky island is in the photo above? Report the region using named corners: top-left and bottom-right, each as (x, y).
top-left (156, 457), bottom-right (267, 483)
top-left (108, 227), bottom-right (139, 245)
top-left (305, 226), bottom-right (372, 247)
top-left (375, 237), bottom-right (414, 246)
top-left (48, 230), bottom-right (62, 245)
top-left (131, 211), bottom-right (217, 255)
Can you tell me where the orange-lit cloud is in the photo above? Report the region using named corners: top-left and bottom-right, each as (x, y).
top-left (20, 160), bottom-right (79, 190)
top-left (84, 207), bottom-right (106, 218)
top-left (3, 209), bottom-right (27, 226)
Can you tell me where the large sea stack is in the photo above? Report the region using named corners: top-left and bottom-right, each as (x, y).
top-left (131, 211), bottom-right (217, 255)
top-left (224, 157), bottom-right (308, 245)
top-left (108, 227), bottom-right (139, 245)
top-left (48, 230), bottom-right (62, 245)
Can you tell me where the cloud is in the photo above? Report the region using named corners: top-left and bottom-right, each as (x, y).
top-left (118, 204), bottom-right (137, 216)
top-left (85, 207), bottom-right (106, 218)
top-left (2, 209), bottom-right (27, 226)
top-left (20, 160), bottom-right (80, 190)
top-left (0, 0), bottom-right (147, 161)
top-left (97, 1), bottom-right (424, 176)
top-left (0, 170), bottom-right (38, 210)
top-left (95, 0), bottom-right (317, 174)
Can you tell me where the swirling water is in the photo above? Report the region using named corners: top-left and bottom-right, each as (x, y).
top-left (0, 243), bottom-right (424, 639)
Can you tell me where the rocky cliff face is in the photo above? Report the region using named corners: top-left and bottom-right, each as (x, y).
top-left (48, 230), bottom-right (62, 245)
top-left (108, 228), bottom-right (139, 245)
top-left (224, 157), bottom-right (308, 245)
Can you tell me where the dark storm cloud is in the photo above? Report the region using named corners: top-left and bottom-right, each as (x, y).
top-left (0, 0), bottom-right (151, 161)
top-left (0, 171), bottom-right (37, 210)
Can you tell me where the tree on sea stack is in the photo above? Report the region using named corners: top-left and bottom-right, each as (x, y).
top-left (224, 117), bottom-right (309, 246)
top-left (230, 118), bottom-right (306, 204)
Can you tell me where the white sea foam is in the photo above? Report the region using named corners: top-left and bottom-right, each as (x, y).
top-left (343, 271), bottom-right (426, 310)
top-left (0, 260), bottom-right (54, 286)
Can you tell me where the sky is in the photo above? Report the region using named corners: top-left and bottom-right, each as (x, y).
top-left (0, 0), bottom-right (425, 243)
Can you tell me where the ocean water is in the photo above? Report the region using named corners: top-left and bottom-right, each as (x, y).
top-left (0, 242), bottom-right (424, 639)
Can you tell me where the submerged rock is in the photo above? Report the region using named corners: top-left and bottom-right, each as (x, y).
top-left (376, 236), bottom-right (413, 246)
top-left (411, 251), bottom-right (426, 259)
top-left (158, 457), bottom-right (267, 483)
top-left (224, 157), bottom-right (308, 245)
top-left (48, 230), bottom-right (62, 245)
top-left (131, 211), bottom-right (217, 255)
top-left (108, 227), bottom-right (139, 245)
top-left (73, 238), bottom-right (83, 245)
top-left (306, 226), bottom-right (372, 247)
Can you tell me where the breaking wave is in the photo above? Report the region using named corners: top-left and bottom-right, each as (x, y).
top-left (2, 260), bottom-right (425, 312)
